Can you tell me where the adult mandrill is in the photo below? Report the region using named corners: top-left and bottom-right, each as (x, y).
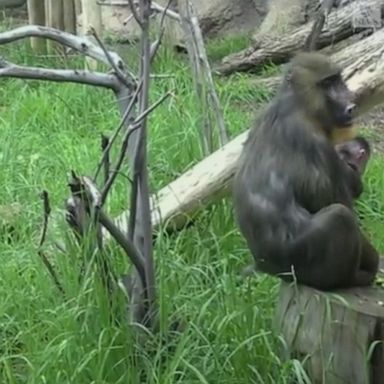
top-left (233, 52), bottom-right (379, 290)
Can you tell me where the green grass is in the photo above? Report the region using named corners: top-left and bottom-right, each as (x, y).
top-left (0, 28), bottom-right (383, 384)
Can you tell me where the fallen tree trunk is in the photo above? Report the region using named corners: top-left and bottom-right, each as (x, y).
top-left (216, 0), bottom-right (384, 76)
top-left (252, 28), bottom-right (384, 96)
top-left (106, 33), bottom-right (384, 238)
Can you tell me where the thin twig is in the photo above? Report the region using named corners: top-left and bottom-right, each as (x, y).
top-left (90, 27), bottom-right (135, 88)
top-left (38, 250), bottom-right (66, 296)
top-left (101, 135), bottom-right (110, 186)
top-left (0, 25), bottom-right (124, 68)
top-left (94, 80), bottom-right (143, 181)
top-left (178, 0), bottom-right (229, 149)
top-left (134, 90), bottom-right (172, 123)
top-left (0, 59), bottom-right (121, 90)
top-left (101, 124), bottom-right (141, 204)
top-left (151, 1), bottom-right (180, 21)
top-left (98, 210), bottom-right (146, 288)
top-left (37, 190), bottom-right (65, 296)
top-left (128, 0), bottom-right (144, 27)
top-left (99, 90), bottom-right (171, 204)
top-left (38, 190), bottom-right (51, 248)
top-left (150, 0), bottom-right (174, 61)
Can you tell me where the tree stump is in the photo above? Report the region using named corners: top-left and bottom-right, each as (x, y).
top-left (275, 262), bottom-right (384, 384)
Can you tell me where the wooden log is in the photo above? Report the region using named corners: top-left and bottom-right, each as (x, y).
top-left (27, 0), bottom-right (46, 54)
top-left (216, 0), bottom-right (384, 76)
top-left (250, 28), bottom-right (384, 99)
top-left (108, 31), bottom-right (384, 238)
top-left (274, 262), bottom-right (384, 383)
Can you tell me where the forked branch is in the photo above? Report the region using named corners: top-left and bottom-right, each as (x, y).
top-left (0, 25), bottom-right (125, 69)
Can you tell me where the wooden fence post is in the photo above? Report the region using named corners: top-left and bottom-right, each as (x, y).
top-left (27, 0), bottom-right (46, 54)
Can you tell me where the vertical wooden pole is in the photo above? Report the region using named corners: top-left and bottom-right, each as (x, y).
top-left (80, 0), bottom-right (102, 69)
top-left (27, 0), bottom-right (47, 55)
top-left (63, 0), bottom-right (76, 34)
top-left (47, 0), bottom-right (63, 29)
top-left (74, 0), bottom-right (82, 17)
top-left (44, 0), bottom-right (50, 26)
top-left (46, 0), bottom-right (64, 53)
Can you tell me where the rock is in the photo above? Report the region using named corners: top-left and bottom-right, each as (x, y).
top-left (252, 0), bottom-right (308, 45)
top-left (83, 0), bottom-right (268, 46)
top-left (191, 0), bottom-right (267, 39)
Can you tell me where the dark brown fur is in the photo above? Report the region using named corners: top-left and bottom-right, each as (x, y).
top-left (233, 52), bottom-right (379, 290)
top-left (335, 136), bottom-right (371, 175)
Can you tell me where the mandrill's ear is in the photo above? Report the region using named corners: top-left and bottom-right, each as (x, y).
top-left (330, 125), bottom-right (358, 144)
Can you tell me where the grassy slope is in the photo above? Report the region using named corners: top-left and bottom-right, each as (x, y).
top-left (0, 27), bottom-right (384, 383)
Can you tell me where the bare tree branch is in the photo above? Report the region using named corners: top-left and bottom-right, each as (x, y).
top-left (101, 135), bottom-right (111, 186)
top-left (38, 190), bottom-right (51, 248)
top-left (101, 124), bottom-right (141, 204)
top-left (178, 0), bottom-right (229, 152)
top-left (128, 0), bottom-right (144, 27)
top-left (94, 80), bottom-right (144, 182)
top-left (90, 26), bottom-right (135, 88)
top-left (0, 58), bottom-right (121, 90)
top-left (151, 1), bottom-right (180, 21)
top-left (122, 0), bottom-right (180, 24)
top-left (66, 173), bottom-right (147, 289)
top-left (0, 25), bottom-right (125, 69)
top-left (128, 0), bottom-right (157, 328)
top-left (102, 91), bottom-right (171, 206)
top-left (150, 0), bottom-right (174, 60)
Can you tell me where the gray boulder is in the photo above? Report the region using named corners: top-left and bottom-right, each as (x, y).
top-left (89, 0), bottom-right (268, 45)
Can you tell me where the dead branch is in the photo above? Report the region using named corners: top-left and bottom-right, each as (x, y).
top-left (151, 1), bottom-right (180, 21)
top-left (101, 124), bottom-right (141, 205)
top-left (0, 25), bottom-right (126, 70)
top-left (127, 0), bottom-right (157, 328)
top-left (178, 0), bottom-right (229, 154)
top-left (0, 58), bottom-right (121, 90)
top-left (149, 0), bottom-right (174, 62)
top-left (94, 80), bottom-right (143, 182)
top-left (38, 190), bottom-right (51, 248)
top-left (90, 26), bottom-right (133, 88)
top-left (100, 135), bottom-right (110, 186)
